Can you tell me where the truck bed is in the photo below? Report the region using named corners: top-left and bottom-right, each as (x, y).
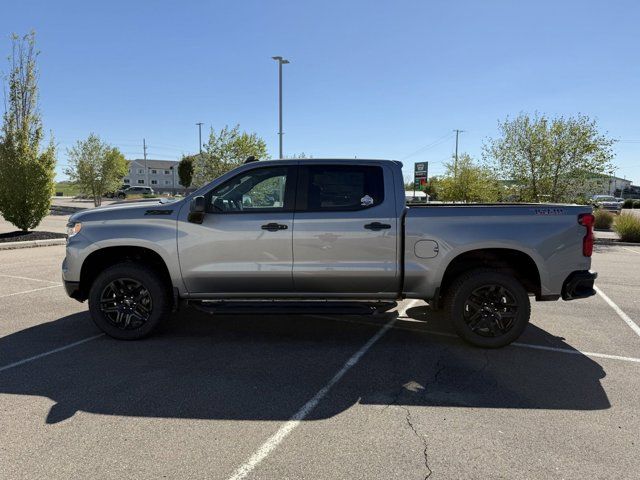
top-left (402, 203), bottom-right (592, 300)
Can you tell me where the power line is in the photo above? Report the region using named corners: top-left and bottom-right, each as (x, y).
top-left (399, 132), bottom-right (455, 161)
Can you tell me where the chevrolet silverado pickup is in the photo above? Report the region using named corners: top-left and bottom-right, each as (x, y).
top-left (62, 159), bottom-right (597, 348)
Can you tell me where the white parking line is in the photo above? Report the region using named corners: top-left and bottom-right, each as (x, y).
top-left (511, 341), bottom-right (640, 363)
top-left (310, 315), bottom-right (640, 365)
top-left (0, 273), bottom-right (61, 284)
top-left (621, 246), bottom-right (640, 255)
top-left (226, 299), bottom-right (421, 480)
top-left (0, 334), bottom-right (105, 373)
top-left (0, 284), bottom-right (62, 298)
top-left (595, 286), bottom-right (640, 338)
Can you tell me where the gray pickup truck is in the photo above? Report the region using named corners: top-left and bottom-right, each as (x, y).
top-left (62, 159), bottom-right (597, 348)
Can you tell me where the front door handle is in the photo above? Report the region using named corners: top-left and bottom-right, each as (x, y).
top-left (364, 222), bottom-right (392, 231)
top-left (261, 223), bottom-right (288, 232)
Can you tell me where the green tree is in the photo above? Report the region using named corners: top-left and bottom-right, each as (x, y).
top-left (177, 155), bottom-right (195, 190)
top-left (438, 154), bottom-right (501, 203)
top-left (423, 176), bottom-right (440, 200)
top-left (65, 134), bottom-right (128, 206)
top-left (483, 113), bottom-right (616, 202)
top-left (192, 125), bottom-right (269, 187)
top-left (0, 32), bottom-right (56, 231)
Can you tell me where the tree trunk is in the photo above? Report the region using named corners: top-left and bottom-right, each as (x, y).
top-left (91, 183), bottom-right (99, 207)
top-left (528, 151), bottom-right (539, 202)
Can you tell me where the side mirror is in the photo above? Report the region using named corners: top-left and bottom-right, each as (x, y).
top-left (188, 195), bottom-right (205, 224)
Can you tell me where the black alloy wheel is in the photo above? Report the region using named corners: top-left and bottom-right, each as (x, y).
top-left (462, 284), bottom-right (518, 337)
top-left (99, 278), bottom-right (153, 330)
top-left (444, 269), bottom-right (531, 348)
top-left (88, 263), bottom-right (170, 340)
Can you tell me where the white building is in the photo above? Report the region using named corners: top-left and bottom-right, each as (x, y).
top-left (591, 174), bottom-right (632, 196)
top-left (124, 159), bottom-right (186, 194)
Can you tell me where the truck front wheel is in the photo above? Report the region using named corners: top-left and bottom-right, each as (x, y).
top-left (88, 263), bottom-right (170, 340)
top-left (444, 269), bottom-right (531, 348)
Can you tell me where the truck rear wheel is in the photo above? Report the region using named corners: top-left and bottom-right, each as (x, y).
top-left (88, 263), bottom-right (170, 340)
top-left (444, 269), bottom-right (530, 348)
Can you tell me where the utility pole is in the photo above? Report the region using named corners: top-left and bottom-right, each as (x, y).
top-left (143, 138), bottom-right (148, 186)
top-left (453, 129), bottom-right (464, 177)
top-left (196, 122), bottom-right (203, 154)
top-left (272, 56), bottom-right (290, 159)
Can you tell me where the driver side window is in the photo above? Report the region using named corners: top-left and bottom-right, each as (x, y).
top-left (206, 166), bottom-right (290, 213)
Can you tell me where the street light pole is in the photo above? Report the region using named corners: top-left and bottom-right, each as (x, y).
top-left (143, 138), bottom-right (148, 186)
top-left (272, 56), bottom-right (290, 159)
top-left (196, 122), bottom-right (203, 154)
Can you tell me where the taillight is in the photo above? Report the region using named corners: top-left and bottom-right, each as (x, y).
top-left (578, 213), bottom-right (594, 257)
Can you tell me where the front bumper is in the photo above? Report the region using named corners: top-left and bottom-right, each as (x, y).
top-left (562, 270), bottom-right (597, 300)
top-left (63, 280), bottom-right (84, 301)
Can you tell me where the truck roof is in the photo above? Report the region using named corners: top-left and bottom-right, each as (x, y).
top-left (253, 158), bottom-right (403, 168)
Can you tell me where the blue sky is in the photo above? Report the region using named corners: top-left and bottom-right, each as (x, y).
top-left (1, 0), bottom-right (639, 183)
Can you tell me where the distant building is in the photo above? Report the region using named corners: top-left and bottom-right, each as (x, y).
top-left (593, 174), bottom-right (632, 196)
top-left (405, 190), bottom-right (428, 203)
top-left (124, 159), bottom-right (186, 194)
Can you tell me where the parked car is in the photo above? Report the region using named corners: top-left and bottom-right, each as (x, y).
top-left (116, 186), bottom-right (155, 199)
top-left (592, 195), bottom-right (622, 213)
top-left (63, 159), bottom-right (597, 348)
top-left (104, 184), bottom-right (129, 198)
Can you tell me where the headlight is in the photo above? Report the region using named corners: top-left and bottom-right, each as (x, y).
top-left (66, 222), bottom-right (82, 237)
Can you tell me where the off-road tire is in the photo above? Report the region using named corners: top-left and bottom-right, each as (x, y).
top-left (443, 269), bottom-right (531, 348)
top-left (88, 262), bottom-right (170, 340)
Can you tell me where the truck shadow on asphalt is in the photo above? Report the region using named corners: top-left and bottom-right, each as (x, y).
top-left (0, 306), bottom-right (610, 424)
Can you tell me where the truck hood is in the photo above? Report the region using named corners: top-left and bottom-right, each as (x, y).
top-left (69, 199), bottom-right (184, 223)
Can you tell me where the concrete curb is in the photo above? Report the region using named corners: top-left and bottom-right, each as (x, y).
top-left (0, 238), bottom-right (67, 250)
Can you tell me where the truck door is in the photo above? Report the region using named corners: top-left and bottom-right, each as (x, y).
top-left (292, 163), bottom-right (399, 294)
top-left (178, 165), bottom-right (297, 294)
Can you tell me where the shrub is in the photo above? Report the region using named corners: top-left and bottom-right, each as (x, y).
top-left (0, 33), bottom-right (56, 231)
top-left (615, 213), bottom-right (640, 243)
top-left (594, 209), bottom-right (614, 229)
top-left (634, 200), bottom-right (640, 209)
top-left (623, 199), bottom-right (634, 209)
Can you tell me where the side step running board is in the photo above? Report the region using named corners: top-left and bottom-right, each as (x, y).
top-left (190, 300), bottom-right (398, 316)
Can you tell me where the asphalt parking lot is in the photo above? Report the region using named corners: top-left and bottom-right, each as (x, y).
top-left (1, 244), bottom-right (639, 479)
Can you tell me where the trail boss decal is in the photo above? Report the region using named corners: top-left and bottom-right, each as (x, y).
top-left (534, 207), bottom-right (565, 216)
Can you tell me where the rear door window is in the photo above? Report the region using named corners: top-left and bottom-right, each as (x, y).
top-left (297, 165), bottom-right (384, 211)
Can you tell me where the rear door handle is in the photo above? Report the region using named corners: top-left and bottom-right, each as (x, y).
top-left (261, 223), bottom-right (288, 232)
top-left (364, 222), bottom-right (392, 231)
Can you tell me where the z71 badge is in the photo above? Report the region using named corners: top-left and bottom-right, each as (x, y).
top-left (534, 207), bottom-right (565, 215)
